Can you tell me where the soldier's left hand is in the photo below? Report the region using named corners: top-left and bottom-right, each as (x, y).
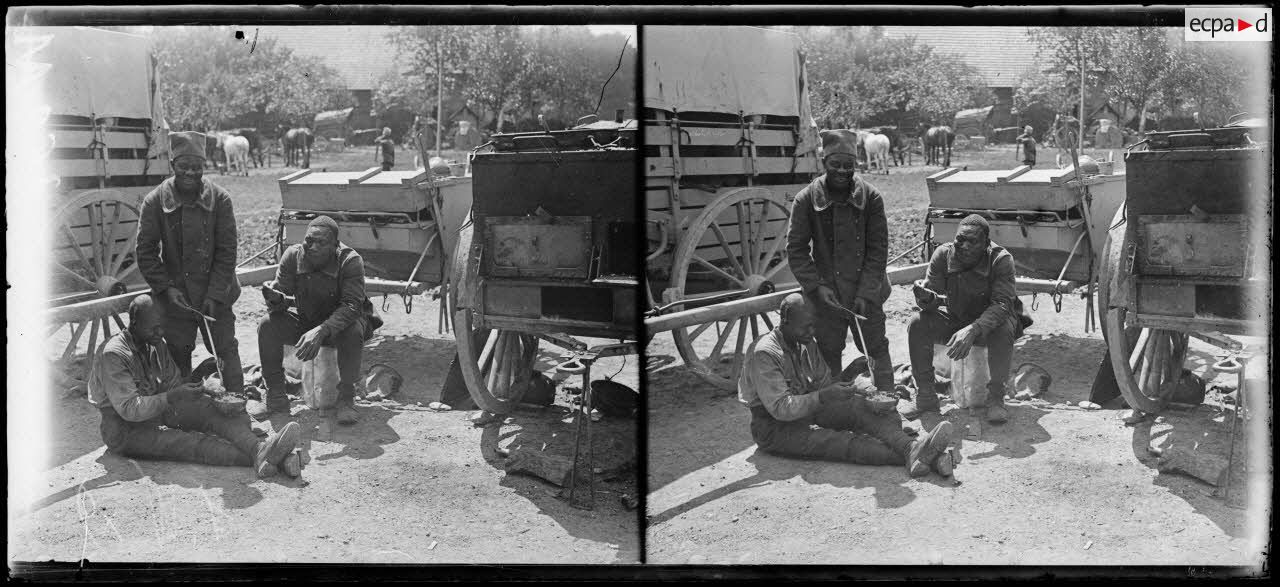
top-left (852, 297), bottom-right (871, 318)
top-left (295, 325), bottom-right (326, 361)
top-left (201, 298), bottom-right (222, 317)
top-left (946, 325), bottom-right (979, 360)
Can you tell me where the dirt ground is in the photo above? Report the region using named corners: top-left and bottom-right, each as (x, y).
top-left (14, 148), bottom-right (641, 565)
top-left (644, 148), bottom-right (1270, 568)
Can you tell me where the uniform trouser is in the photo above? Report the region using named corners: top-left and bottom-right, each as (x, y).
top-left (814, 302), bottom-right (895, 390)
top-left (380, 161), bottom-right (393, 171)
top-left (164, 303), bottom-right (244, 393)
top-left (257, 311), bottom-right (366, 402)
top-left (749, 396), bottom-right (913, 465)
top-left (907, 310), bottom-right (1017, 406)
top-left (99, 395), bottom-right (258, 466)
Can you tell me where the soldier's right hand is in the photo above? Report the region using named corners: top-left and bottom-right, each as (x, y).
top-left (815, 285), bottom-right (840, 308)
top-left (165, 287), bottom-right (190, 311)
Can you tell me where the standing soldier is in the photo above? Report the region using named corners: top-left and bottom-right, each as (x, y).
top-left (374, 127), bottom-right (395, 171)
top-left (1015, 125), bottom-right (1037, 167)
top-left (786, 129), bottom-right (895, 391)
top-left (136, 131), bottom-right (244, 395)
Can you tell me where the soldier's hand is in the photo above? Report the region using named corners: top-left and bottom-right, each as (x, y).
top-left (201, 298), bottom-right (222, 317)
top-left (295, 326), bottom-right (326, 361)
top-left (815, 285), bottom-right (840, 308)
top-left (946, 324), bottom-right (979, 360)
top-left (166, 288), bottom-right (190, 311)
top-left (852, 297), bottom-right (872, 318)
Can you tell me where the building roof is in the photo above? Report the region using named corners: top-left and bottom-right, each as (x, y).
top-left (256, 26), bottom-right (403, 90)
top-left (880, 26), bottom-right (1045, 88)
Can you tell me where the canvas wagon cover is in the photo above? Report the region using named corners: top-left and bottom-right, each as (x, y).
top-left (643, 26), bottom-right (807, 118)
top-left (33, 27), bottom-right (161, 122)
top-left (643, 25), bottom-right (821, 158)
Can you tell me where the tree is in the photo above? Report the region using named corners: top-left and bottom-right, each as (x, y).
top-left (1158, 40), bottom-right (1255, 127)
top-left (1101, 28), bottom-right (1174, 132)
top-left (798, 27), bottom-right (991, 129)
top-left (151, 26), bottom-right (346, 132)
top-left (1027, 27), bottom-right (1115, 149)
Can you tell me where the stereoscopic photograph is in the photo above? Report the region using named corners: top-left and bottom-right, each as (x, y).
top-left (7, 17), bottom-right (641, 566)
top-left (641, 23), bottom-right (1270, 567)
top-left (6, 5), bottom-right (1273, 579)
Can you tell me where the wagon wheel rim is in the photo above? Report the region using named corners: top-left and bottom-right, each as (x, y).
top-left (1098, 204), bottom-right (1188, 415)
top-left (669, 187), bottom-right (796, 390)
top-left (51, 190), bottom-right (144, 362)
top-left (450, 221), bottom-right (539, 414)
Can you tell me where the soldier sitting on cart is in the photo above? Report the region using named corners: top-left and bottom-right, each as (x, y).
top-left (252, 216), bottom-right (382, 425)
top-left (740, 293), bottom-right (956, 477)
top-left (786, 129), bottom-right (895, 391)
top-left (136, 131), bottom-right (245, 395)
top-left (88, 294), bottom-right (301, 478)
top-left (902, 215), bottom-right (1030, 423)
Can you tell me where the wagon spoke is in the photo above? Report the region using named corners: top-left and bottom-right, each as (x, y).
top-left (100, 202), bottom-right (124, 274)
top-left (688, 320), bottom-right (716, 342)
top-left (1128, 328), bottom-right (1151, 373)
top-left (86, 318), bottom-right (100, 359)
top-left (61, 321), bottom-right (89, 361)
top-left (59, 223), bottom-right (99, 281)
top-left (751, 201), bottom-right (771, 270)
top-left (757, 211), bottom-right (788, 275)
top-left (708, 222), bottom-right (747, 281)
top-left (111, 312), bottom-right (127, 331)
top-left (735, 202), bottom-right (752, 274)
top-left (478, 329), bottom-right (499, 375)
top-left (101, 317), bottom-right (112, 341)
top-left (487, 332), bottom-right (509, 391)
top-left (690, 255), bottom-right (745, 288)
top-left (53, 261), bottom-right (99, 290)
top-left (87, 204), bottom-right (105, 277)
top-left (759, 312), bottom-right (775, 331)
top-left (1137, 330), bottom-right (1158, 395)
top-left (748, 314), bottom-right (760, 341)
top-left (729, 317), bottom-right (749, 377)
top-left (108, 224), bottom-right (141, 277)
top-left (706, 318), bottom-right (738, 366)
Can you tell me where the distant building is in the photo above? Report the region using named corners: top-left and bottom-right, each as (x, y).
top-left (880, 26), bottom-right (1046, 129)
top-left (259, 26), bottom-right (404, 131)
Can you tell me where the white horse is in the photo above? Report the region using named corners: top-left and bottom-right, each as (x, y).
top-left (864, 133), bottom-right (891, 174)
top-left (223, 135), bottom-right (251, 176)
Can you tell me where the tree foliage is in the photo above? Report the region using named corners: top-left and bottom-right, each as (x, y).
top-left (1023, 27), bottom-right (1258, 133)
top-left (798, 26), bottom-right (992, 129)
top-left (382, 26), bottom-right (635, 133)
top-left (151, 26), bottom-right (347, 132)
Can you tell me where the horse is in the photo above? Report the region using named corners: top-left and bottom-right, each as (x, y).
top-left (228, 127), bottom-right (268, 168)
top-left (923, 125), bottom-right (955, 167)
top-left (223, 135), bottom-right (251, 176)
top-left (867, 126), bottom-right (910, 166)
top-left (864, 133), bottom-right (891, 174)
top-left (281, 127), bottom-right (314, 168)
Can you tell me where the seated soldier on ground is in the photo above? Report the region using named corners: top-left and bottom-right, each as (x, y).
top-left (739, 293), bottom-right (956, 478)
top-left (902, 214), bottom-right (1027, 423)
top-left (253, 215), bottom-right (381, 424)
top-left (88, 294), bottom-right (300, 477)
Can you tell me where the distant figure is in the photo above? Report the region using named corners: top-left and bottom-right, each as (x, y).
top-left (1094, 119), bottom-right (1124, 163)
top-left (451, 120), bottom-right (483, 154)
top-left (374, 127), bottom-right (395, 171)
top-left (1015, 125), bottom-right (1037, 167)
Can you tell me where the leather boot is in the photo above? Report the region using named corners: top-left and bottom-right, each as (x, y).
top-left (899, 379), bottom-right (941, 420)
top-left (335, 385), bottom-right (358, 425)
top-left (254, 421), bottom-right (300, 478)
top-left (906, 420), bottom-right (954, 478)
top-left (985, 382), bottom-right (1010, 424)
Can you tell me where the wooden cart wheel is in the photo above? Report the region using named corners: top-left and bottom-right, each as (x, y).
top-left (49, 190), bottom-right (145, 361)
top-left (669, 187), bottom-right (796, 390)
top-left (1098, 204), bottom-right (1189, 414)
top-left (450, 221), bottom-right (540, 414)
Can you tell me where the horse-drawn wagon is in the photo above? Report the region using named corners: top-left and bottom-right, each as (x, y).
top-left (643, 25), bottom-right (824, 389)
top-left (39, 27), bottom-right (172, 361)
